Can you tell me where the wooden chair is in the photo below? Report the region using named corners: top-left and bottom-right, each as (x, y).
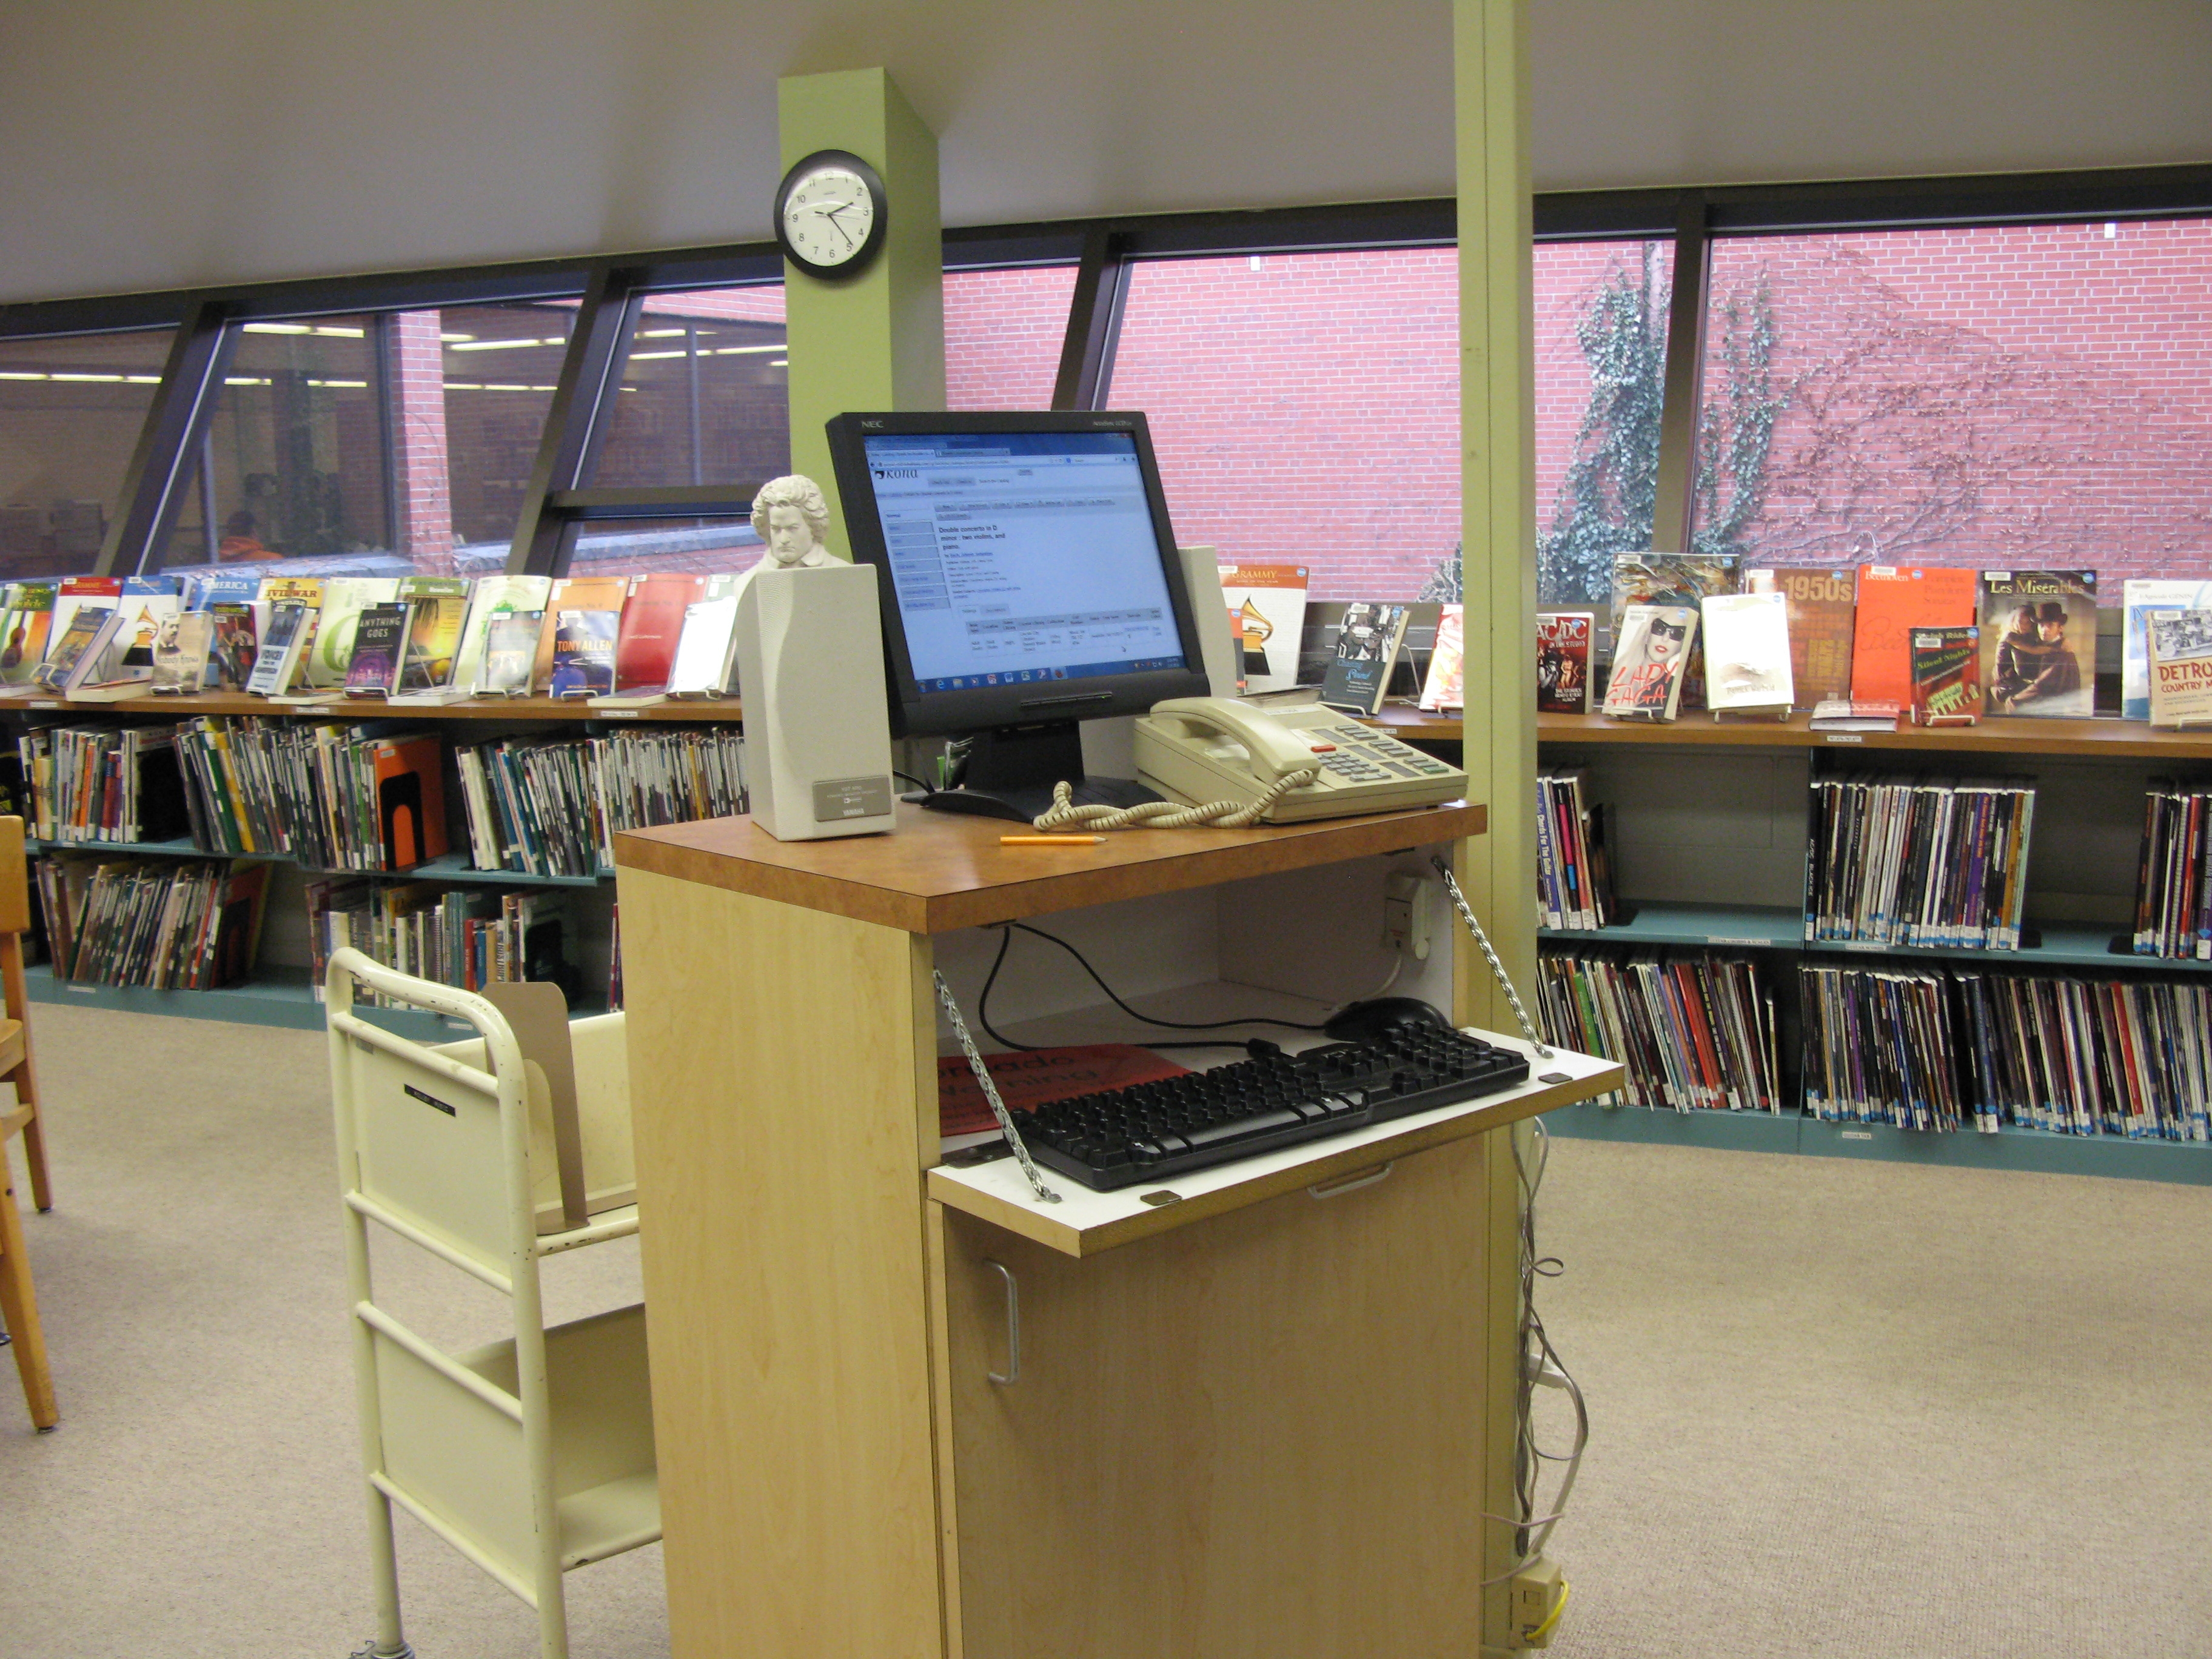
top-left (0, 814), bottom-right (57, 1431)
top-left (327, 948), bottom-right (654, 1659)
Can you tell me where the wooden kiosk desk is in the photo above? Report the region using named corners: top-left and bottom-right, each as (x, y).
top-left (614, 802), bottom-right (1620, 1658)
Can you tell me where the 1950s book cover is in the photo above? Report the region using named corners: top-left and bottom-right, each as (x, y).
top-left (1602, 605), bottom-right (1697, 721)
top-left (1909, 626), bottom-right (1982, 725)
top-left (1535, 611), bottom-right (1593, 714)
top-left (1746, 567), bottom-right (1855, 708)
top-left (1977, 570), bottom-right (2097, 719)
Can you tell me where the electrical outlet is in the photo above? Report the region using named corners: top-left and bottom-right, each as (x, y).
top-left (1383, 871), bottom-right (1438, 959)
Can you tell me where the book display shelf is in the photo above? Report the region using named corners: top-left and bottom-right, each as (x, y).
top-left (0, 692), bottom-right (745, 1042)
top-left (1368, 703), bottom-right (2212, 1185)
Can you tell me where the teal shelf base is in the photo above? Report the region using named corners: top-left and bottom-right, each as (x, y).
top-left (1542, 903), bottom-right (2210, 975)
top-left (1544, 1098), bottom-right (2212, 1185)
top-left (411, 852), bottom-right (609, 887)
top-left (24, 962), bottom-right (467, 1041)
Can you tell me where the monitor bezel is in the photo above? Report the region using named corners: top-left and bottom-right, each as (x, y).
top-left (825, 409), bottom-right (1212, 739)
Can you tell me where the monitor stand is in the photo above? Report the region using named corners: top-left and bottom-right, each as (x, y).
top-left (919, 720), bottom-right (1161, 825)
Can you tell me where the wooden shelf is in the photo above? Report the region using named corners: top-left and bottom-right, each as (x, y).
top-left (615, 797), bottom-right (1485, 934)
top-left (7, 691), bottom-right (744, 725)
top-left (1538, 708), bottom-right (2212, 759)
top-left (928, 1030), bottom-right (1620, 1257)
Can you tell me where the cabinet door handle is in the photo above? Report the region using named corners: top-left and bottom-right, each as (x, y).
top-left (1307, 1161), bottom-right (1395, 1200)
top-left (982, 1259), bottom-right (1020, 1386)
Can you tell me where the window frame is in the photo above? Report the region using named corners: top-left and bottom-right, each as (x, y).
top-left (2, 162), bottom-right (2207, 580)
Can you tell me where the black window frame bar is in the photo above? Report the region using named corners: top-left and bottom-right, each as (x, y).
top-left (9, 160), bottom-right (2210, 583)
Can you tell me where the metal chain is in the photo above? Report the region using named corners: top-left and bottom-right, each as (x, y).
top-left (1430, 856), bottom-right (1553, 1058)
top-left (931, 968), bottom-right (1061, 1204)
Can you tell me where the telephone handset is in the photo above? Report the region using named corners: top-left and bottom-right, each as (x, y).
top-left (1132, 696), bottom-right (1469, 824)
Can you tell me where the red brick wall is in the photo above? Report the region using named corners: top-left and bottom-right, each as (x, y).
top-left (946, 266), bottom-right (1076, 411)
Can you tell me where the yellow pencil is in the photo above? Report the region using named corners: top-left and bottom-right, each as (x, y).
top-left (999, 834), bottom-right (1106, 846)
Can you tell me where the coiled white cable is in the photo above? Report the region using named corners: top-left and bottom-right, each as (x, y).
top-left (1030, 769), bottom-right (1321, 832)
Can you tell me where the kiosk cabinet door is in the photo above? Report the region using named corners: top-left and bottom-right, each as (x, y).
top-left (935, 1133), bottom-right (1498, 1659)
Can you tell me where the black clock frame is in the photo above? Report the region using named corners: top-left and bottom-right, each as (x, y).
top-left (774, 148), bottom-right (890, 279)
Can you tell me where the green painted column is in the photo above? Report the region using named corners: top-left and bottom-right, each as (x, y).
top-left (778, 67), bottom-right (946, 558)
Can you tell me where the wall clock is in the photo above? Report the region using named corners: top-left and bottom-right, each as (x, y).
top-left (775, 148), bottom-right (888, 278)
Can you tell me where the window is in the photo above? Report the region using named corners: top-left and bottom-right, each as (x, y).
top-left (562, 515), bottom-right (760, 581)
top-left (591, 286), bottom-right (788, 491)
top-left (945, 266), bottom-right (1079, 411)
top-left (1691, 219), bottom-right (2212, 583)
top-left (0, 327), bottom-right (174, 578)
top-left (156, 304), bottom-right (575, 577)
top-left (1533, 240), bottom-right (1675, 606)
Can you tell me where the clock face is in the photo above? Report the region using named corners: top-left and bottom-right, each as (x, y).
top-left (776, 150), bottom-right (886, 276)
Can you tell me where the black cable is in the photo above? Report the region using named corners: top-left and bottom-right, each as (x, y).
top-left (892, 769), bottom-right (935, 796)
top-left (1007, 921), bottom-right (1330, 1034)
top-left (974, 926), bottom-right (1037, 1051)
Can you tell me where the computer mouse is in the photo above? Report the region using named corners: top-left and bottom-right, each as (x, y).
top-left (1322, 996), bottom-right (1452, 1043)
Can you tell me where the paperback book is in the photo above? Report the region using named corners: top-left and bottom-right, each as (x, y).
top-left (1418, 604), bottom-right (1464, 712)
top-left (666, 597), bottom-right (740, 698)
top-left (1848, 565), bottom-right (1977, 708)
top-left (2147, 609), bottom-right (2212, 728)
top-left (344, 603), bottom-right (409, 695)
top-left (549, 609), bottom-right (619, 699)
top-left (209, 605), bottom-right (258, 691)
top-left (1318, 602), bottom-right (1411, 716)
top-left (246, 603), bottom-right (317, 695)
top-left (533, 577), bottom-right (627, 692)
top-left (452, 576), bottom-right (552, 693)
top-left (1215, 563), bottom-right (1310, 694)
top-left (114, 576), bottom-right (182, 669)
top-left (1699, 592), bottom-right (1794, 717)
top-left (150, 611), bottom-right (216, 694)
top-left (0, 584), bottom-right (56, 683)
top-left (1909, 626), bottom-right (1982, 726)
top-left (34, 603), bottom-right (115, 691)
top-left (307, 578), bottom-right (401, 688)
top-left (1535, 611), bottom-right (1593, 714)
top-left (1610, 553), bottom-right (1737, 711)
top-left (394, 592), bottom-right (468, 694)
top-left (1978, 569), bottom-right (2096, 719)
top-left (1745, 566), bottom-right (1856, 708)
top-left (2122, 579), bottom-right (2212, 721)
top-left (480, 611), bottom-right (543, 697)
top-left (614, 572), bottom-right (707, 692)
top-left (1601, 605), bottom-right (1697, 721)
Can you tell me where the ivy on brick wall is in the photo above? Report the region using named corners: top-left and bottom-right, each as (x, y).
top-left (1536, 245), bottom-right (1781, 604)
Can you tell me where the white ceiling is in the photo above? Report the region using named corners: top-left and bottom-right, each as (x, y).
top-left (2, 0), bottom-right (2208, 304)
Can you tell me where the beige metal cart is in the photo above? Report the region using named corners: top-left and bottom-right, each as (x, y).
top-left (326, 949), bottom-right (659, 1659)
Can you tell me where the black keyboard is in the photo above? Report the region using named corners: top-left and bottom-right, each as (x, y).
top-left (1014, 1028), bottom-right (1531, 1192)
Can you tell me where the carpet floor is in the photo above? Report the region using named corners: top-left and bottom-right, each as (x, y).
top-left (2, 1004), bottom-right (2206, 1657)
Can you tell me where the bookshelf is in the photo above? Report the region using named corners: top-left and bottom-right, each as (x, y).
top-left (1376, 704), bottom-right (2212, 1184)
top-left (0, 690), bottom-right (746, 1034)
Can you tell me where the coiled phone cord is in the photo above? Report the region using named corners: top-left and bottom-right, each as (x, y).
top-left (1030, 769), bottom-right (1320, 832)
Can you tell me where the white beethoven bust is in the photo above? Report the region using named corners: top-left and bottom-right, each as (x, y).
top-left (751, 475), bottom-right (837, 570)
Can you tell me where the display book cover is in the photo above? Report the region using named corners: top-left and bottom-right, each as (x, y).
top-left (549, 609), bottom-right (618, 699)
top-left (1319, 602), bottom-right (1412, 716)
top-left (1745, 567), bottom-right (1855, 708)
top-left (2122, 580), bottom-right (2212, 720)
top-left (1848, 565), bottom-right (1976, 707)
top-left (480, 611), bottom-right (545, 696)
top-left (612, 572), bottom-right (707, 692)
top-left (1419, 603), bottom-right (1465, 712)
top-left (304, 577), bottom-right (399, 688)
top-left (1909, 626), bottom-right (1982, 726)
top-left (532, 576), bottom-right (626, 691)
top-left (344, 603), bottom-right (411, 695)
top-left (0, 583), bottom-right (56, 685)
top-left (666, 595), bottom-right (740, 697)
top-left (2147, 608), bottom-right (2212, 728)
top-left (1535, 611), bottom-right (1593, 714)
top-left (937, 1044), bottom-right (1192, 1149)
top-left (391, 579), bottom-right (469, 694)
top-left (1215, 563), bottom-right (1310, 695)
top-left (1977, 570), bottom-right (2096, 719)
top-left (150, 611), bottom-right (216, 694)
top-left (32, 602), bottom-right (117, 692)
top-left (1610, 553), bottom-right (1737, 711)
top-left (451, 576), bottom-right (552, 694)
top-left (1601, 605), bottom-right (1697, 721)
top-left (1700, 592), bottom-right (1794, 716)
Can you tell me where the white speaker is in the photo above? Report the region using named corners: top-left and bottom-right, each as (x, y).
top-left (1177, 543), bottom-right (1241, 697)
top-left (732, 562), bottom-right (899, 841)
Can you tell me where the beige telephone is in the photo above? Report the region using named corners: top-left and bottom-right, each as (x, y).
top-left (1132, 697), bottom-right (1469, 823)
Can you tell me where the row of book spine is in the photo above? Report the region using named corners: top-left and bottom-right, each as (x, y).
top-left (1533, 768), bottom-right (1618, 930)
top-left (1535, 947), bottom-right (1782, 1113)
top-left (170, 717), bottom-right (441, 872)
top-left (1804, 775), bottom-right (2034, 949)
top-left (307, 878), bottom-right (568, 1005)
top-left (1803, 962), bottom-right (2212, 1139)
top-left (2131, 780), bottom-right (2212, 959)
top-left (35, 854), bottom-right (267, 990)
top-left (17, 726), bottom-right (185, 844)
top-left (453, 729), bottom-right (747, 879)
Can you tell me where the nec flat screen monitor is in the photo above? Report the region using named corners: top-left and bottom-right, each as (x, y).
top-left (825, 411), bottom-right (1210, 742)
